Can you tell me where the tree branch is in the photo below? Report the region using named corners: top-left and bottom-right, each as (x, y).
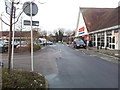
top-left (12, 3), bottom-right (29, 25)
top-left (0, 17), bottom-right (10, 26)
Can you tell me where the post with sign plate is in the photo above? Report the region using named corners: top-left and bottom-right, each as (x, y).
top-left (30, 2), bottom-right (34, 71)
top-left (23, 1), bottom-right (38, 71)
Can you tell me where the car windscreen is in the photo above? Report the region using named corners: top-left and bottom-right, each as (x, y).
top-left (76, 40), bottom-right (85, 44)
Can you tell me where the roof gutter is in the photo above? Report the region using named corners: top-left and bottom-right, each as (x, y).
top-left (89, 25), bottom-right (119, 34)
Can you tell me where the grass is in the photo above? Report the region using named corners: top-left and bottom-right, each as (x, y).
top-left (2, 68), bottom-right (47, 89)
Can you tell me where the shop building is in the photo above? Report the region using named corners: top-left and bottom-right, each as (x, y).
top-left (75, 7), bottom-right (120, 50)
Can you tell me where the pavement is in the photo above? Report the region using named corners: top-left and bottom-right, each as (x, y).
top-left (67, 43), bottom-right (120, 58)
top-left (87, 47), bottom-right (120, 58)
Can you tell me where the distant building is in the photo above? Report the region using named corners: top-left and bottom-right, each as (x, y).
top-left (0, 30), bottom-right (39, 41)
top-left (75, 7), bottom-right (120, 50)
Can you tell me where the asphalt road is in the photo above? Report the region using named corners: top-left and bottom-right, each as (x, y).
top-left (1, 43), bottom-right (119, 88)
top-left (44, 43), bottom-right (118, 88)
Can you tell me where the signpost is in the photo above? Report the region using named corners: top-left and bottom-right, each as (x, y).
top-left (23, 1), bottom-right (38, 71)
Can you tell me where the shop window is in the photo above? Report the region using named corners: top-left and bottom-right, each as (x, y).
top-left (110, 37), bottom-right (111, 43)
top-left (107, 43), bottom-right (109, 47)
top-left (112, 45), bottom-right (115, 49)
top-left (109, 44), bottom-right (111, 48)
top-left (94, 42), bottom-right (96, 46)
top-left (112, 37), bottom-right (115, 43)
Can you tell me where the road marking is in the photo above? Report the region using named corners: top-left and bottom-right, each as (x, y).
top-left (80, 50), bottom-right (119, 64)
top-left (41, 47), bottom-right (46, 49)
top-left (98, 52), bottom-right (120, 60)
top-left (75, 49), bottom-right (79, 51)
top-left (81, 51), bottom-right (85, 54)
top-left (100, 57), bottom-right (118, 64)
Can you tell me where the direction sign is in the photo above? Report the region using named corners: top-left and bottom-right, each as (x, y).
top-left (24, 20), bottom-right (39, 26)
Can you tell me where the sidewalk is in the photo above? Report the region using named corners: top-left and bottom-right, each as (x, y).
top-left (66, 43), bottom-right (120, 59)
top-left (86, 47), bottom-right (120, 59)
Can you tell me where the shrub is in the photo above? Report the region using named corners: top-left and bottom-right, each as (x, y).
top-left (33, 45), bottom-right (41, 51)
top-left (2, 68), bottom-right (47, 88)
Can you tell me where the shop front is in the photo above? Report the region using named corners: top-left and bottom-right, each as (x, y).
top-left (89, 28), bottom-right (119, 50)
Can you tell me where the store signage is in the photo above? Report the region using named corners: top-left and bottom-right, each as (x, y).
top-left (107, 31), bottom-right (112, 35)
top-left (114, 30), bottom-right (118, 33)
top-left (2, 36), bottom-right (7, 39)
top-left (78, 27), bottom-right (85, 35)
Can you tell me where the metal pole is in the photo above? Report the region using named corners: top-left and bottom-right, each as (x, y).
top-left (11, 8), bottom-right (15, 69)
top-left (30, 2), bottom-right (33, 71)
top-left (20, 17), bottom-right (22, 47)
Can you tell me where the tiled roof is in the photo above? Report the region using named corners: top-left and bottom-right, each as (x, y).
top-left (80, 7), bottom-right (119, 32)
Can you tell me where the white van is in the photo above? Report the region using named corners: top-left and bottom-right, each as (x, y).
top-left (38, 38), bottom-right (47, 45)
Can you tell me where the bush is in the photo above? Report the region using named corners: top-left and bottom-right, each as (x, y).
top-left (33, 45), bottom-right (41, 51)
top-left (2, 68), bottom-right (47, 88)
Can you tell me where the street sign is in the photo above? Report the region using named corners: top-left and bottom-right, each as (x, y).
top-left (5, 0), bottom-right (12, 9)
top-left (5, 6), bottom-right (16, 18)
top-left (23, 2), bottom-right (38, 16)
top-left (24, 20), bottom-right (31, 25)
top-left (5, 0), bottom-right (16, 18)
top-left (114, 30), bottom-right (118, 33)
top-left (24, 20), bottom-right (39, 26)
top-left (32, 21), bottom-right (39, 26)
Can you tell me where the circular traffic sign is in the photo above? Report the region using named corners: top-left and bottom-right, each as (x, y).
top-left (23, 2), bottom-right (38, 16)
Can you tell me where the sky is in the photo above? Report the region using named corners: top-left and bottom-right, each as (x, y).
top-left (0, 0), bottom-right (119, 33)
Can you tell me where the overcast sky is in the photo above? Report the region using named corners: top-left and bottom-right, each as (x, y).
top-left (0, 0), bottom-right (119, 32)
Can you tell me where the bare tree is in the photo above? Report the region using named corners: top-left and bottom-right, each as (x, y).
top-left (0, 0), bottom-right (28, 71)
top-left (53, 28), bottom-right (64, 42)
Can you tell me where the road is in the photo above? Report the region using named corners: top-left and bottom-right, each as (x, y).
top-left (2, 43), bottom-right (118, 88)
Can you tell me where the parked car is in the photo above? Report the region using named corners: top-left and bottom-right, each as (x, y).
top-left (16, 42), bottom-right (28, 48)
top-left (73, 39), bottom-right (86, 49)
top-left (0, 41), bottom-right (9, 53)
top-left (47, 41), bottom-right (53, 45)
top-left (0, 61), bottom-right (4, 67)
top-left (0, 43), bottom-right (5, 53)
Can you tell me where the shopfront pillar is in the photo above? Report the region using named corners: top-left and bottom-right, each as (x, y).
top-left (104, 31), bottom-right (107, 48)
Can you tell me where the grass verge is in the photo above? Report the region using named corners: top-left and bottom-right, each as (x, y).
top-left (2, 68), bottom-right (48, 89)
